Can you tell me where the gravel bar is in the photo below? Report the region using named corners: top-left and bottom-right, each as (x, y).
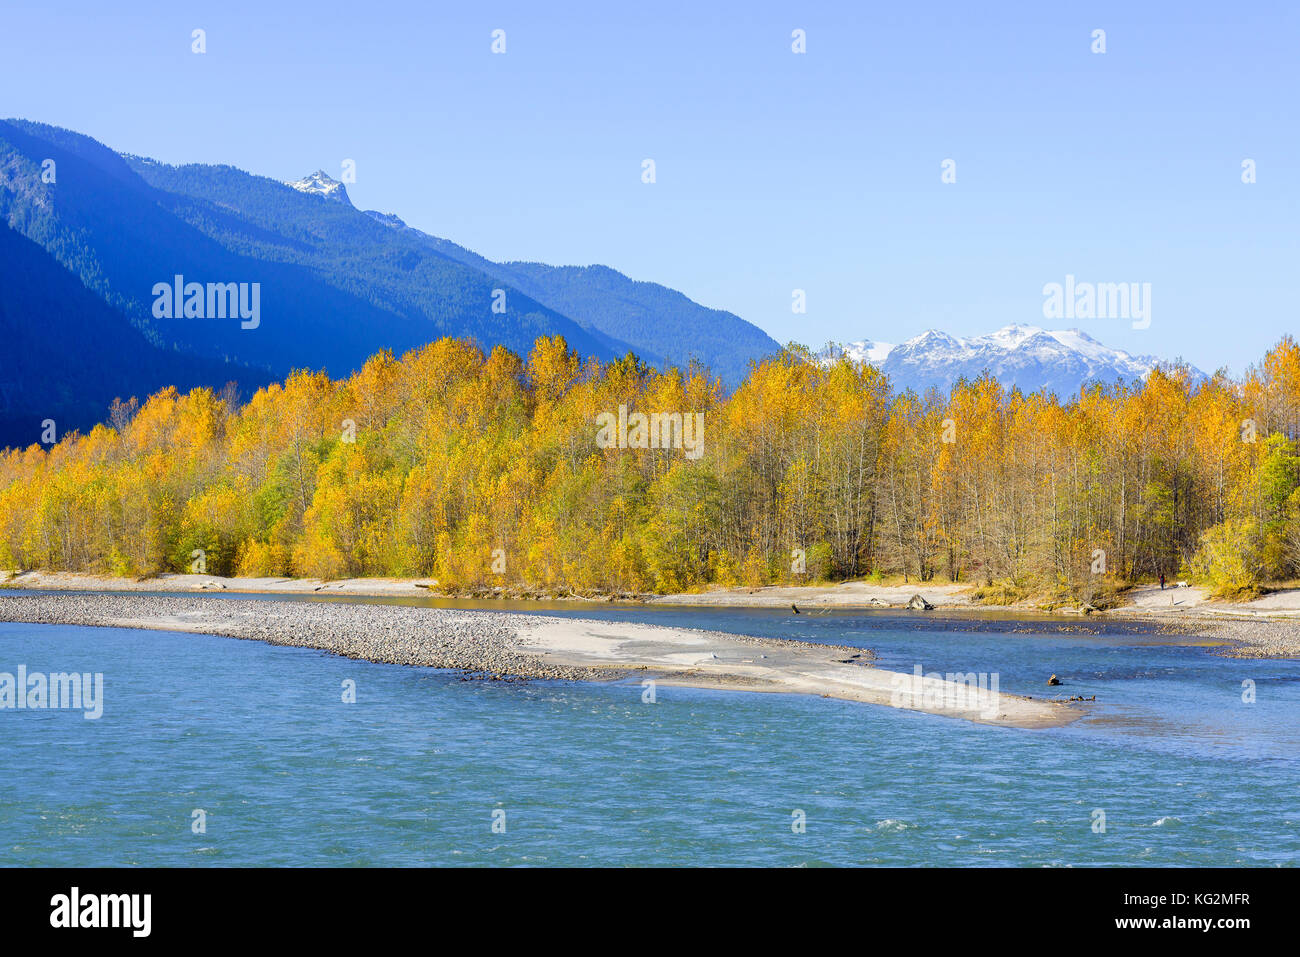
top-left (0, 593), bottom-right (869, 681)
top-left (1145, 614), bottom-right (1300, 659)
top-left (0, 593), bottom-right (611, 681)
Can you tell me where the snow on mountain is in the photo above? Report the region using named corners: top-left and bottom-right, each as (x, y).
top-left (834, 338), bottom-right (896, 364)
top-left (823, 324), bottom-right (1195, 397)
top-left (287, 170), bottom-right (350, 203)
top-left (364, 210), bottom-right (407, 229)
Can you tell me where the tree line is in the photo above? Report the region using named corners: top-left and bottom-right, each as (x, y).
top-left (1, 334), bottom-right (1297, 602)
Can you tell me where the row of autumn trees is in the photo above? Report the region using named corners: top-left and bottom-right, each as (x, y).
top-left (1, 334), bottom-right (1299, 601)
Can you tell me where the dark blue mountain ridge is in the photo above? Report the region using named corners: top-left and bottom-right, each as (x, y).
top-left (0, 225), bottom-right (269, 447)
top-left (360, 209), bottom-right (778, 383)
top-left (116, 142), bottom-right (779, 381)
top-left (1, 119), bottom-right (441, 374)
top-left (1, 118), bottom-right (781, 448)
top-left (1, 119), bottom-right (627, 372)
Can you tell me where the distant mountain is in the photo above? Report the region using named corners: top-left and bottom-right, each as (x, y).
top-left (0, 119), bottom-right (780, 448)
top-left (832, 338), bottom-right (896, 365)
top-left (823, 325), bottom-right (1201, 397)
top-left (288, 170), bottom-right (350, 203)
top-left (0, 119), bottom-right (460, 376)
top-left (361, 211), bottom-right (779, 383)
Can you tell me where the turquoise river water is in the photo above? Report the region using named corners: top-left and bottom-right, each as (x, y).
top-left (1, 596), bottom-right (1297, 866)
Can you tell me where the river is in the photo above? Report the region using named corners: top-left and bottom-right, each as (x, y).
top-left (1, 598), bottom-right (1296, 865)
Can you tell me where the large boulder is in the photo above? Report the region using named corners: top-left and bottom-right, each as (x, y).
top-left (906, 594), bottom-right (934, 610)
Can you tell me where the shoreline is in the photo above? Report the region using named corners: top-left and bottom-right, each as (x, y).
top-left (9, 568), bottom-right (1300, 612)
top-left (0, 592), bottom-right (1079, 730)
top-left (5, 570), bottom-right (1299, 659)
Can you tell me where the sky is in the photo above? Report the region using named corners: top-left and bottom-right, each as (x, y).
top-left (3, 0), bottom-right (1297, 376)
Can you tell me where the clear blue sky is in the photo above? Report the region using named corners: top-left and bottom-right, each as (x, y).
top-left (4, 0), bottom-right (1296, 375)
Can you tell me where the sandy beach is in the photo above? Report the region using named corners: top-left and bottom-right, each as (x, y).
top-left (650, 580), bottom-right (974, 608)
top-left (512, 615), bottom-right (1066, 727)
top-left (0, 591), bottom-right (1077, 729)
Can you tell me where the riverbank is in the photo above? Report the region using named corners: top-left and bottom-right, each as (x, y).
top-left (7, 569), bottom-right (1300, 659)
top-left (651, 580), bottom-right (974, 608)
top-left (11, 570), bottom-right (1300, 616)
top-left (0, 592), bottom-right (1077, 729)
top-left (656, 582), bottom-right (1300, 659)
top-left (0, 570), bottom-right (462, 598)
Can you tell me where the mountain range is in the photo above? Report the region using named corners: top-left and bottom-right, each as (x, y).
top-left (1, 118), bottom-right (1204, 449)
top-left (822, 325), bottom-right (1203, 397)
top-left (0, 119), bottom-right (778, 447)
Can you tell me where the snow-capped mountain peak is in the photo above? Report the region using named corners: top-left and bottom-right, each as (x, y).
top-left (823, 325), bottom-right (1198, 397)
top-left (831, 338), bottom-right (896, 365)
top-left (287, 170), bottom-right (350, 203)
top-left (898, 329), bottom-right (967, 358)
top-left (978, 323), bottom-right (1043, 350)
